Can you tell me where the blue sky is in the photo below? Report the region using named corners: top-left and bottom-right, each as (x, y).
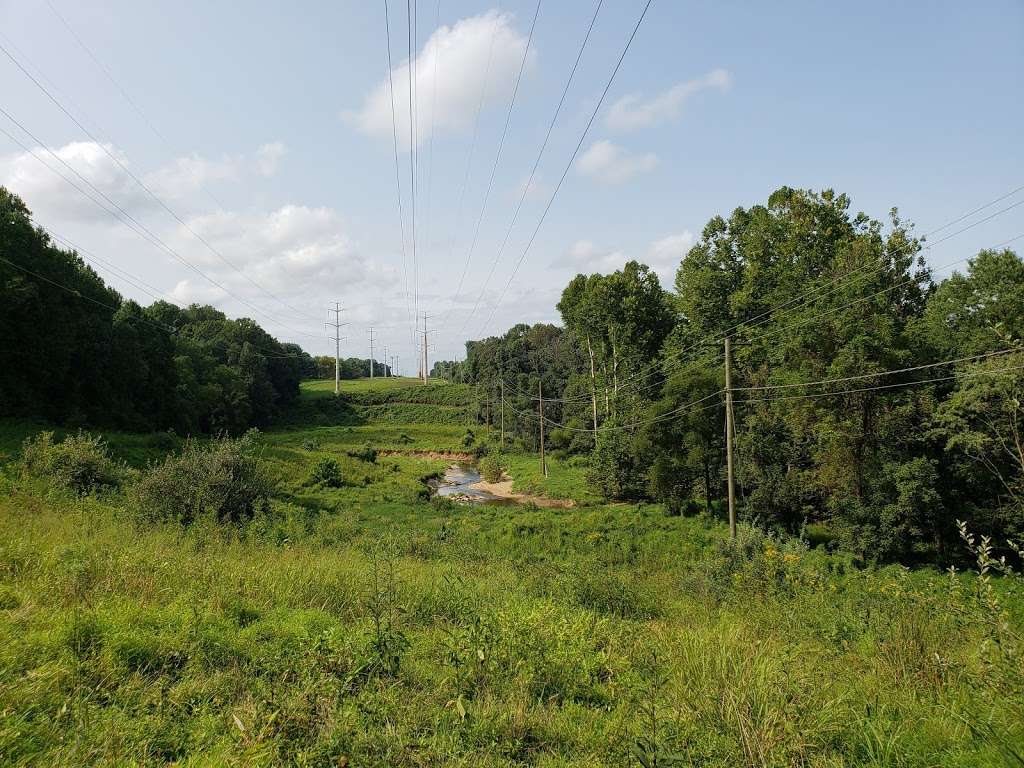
top-left (1, 0), bottom-right (1022, 369)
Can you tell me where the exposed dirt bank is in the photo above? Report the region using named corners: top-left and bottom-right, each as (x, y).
top-left (468, 476), bottom-right (575, 509)
top-left (379, 450), bottom-right (476, 462)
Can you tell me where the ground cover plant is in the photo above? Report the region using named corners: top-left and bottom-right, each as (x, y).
top-left (1, 384), bottom-right (1023, 766)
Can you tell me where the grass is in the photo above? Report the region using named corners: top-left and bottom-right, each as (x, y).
top-left (1, 377), bottom-right (1022, 766)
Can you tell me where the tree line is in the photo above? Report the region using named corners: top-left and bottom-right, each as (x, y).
top-left (310, 356), bottom-right (392, 380)
top-left (0, 187), bottom-right (315, 434)
top-left (440, 187), bottom-right (1024, 561)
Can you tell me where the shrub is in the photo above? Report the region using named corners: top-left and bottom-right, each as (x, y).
top-left (346, 444), bottom-right (377, 463)
top-left (301, 438), bottom-right (320, 451)
top-left (21, 430), bottom-right (124, 493)
top-left (310, 457), bottom-right (343, 488)
top-left (132, 430), bottom-right (272, 525)
top-left (462, 429), bottom-right (476, 448)
top-left (477, 454), bottom-right (506, 483)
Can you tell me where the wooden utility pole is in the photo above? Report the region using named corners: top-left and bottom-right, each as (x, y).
top-left (724, 336), bottom-right (736, 540)
top-left (499, 379), bottom-right (505, 450)
top-left (538, 379), bottom-right (548, 477)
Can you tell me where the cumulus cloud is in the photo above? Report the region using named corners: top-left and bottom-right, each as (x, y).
top-left (171, 204), bottom-right (395, 293)
top-left (575, 140), bottom-right (657, 184)
top-left (548, 231), bottom-right (695, 288)
top-left (169, 278), bottom-right (228, 305)
top-left (144, 153), bottom-right (238, 198)
top-left (255, 142), bottom-right (286, 176)
top-left (0, 139), bottom-right (289, 219)
top-left (606, 68), bottom-right (732, 133)
top-left (0, 140), bottom-right (153, 221)
top-left (347, 10), bottom-right (532, 149)
top-left (646, 231), bottom-right (695, 287)
top-left (551, 239), bottom-right (627, 273)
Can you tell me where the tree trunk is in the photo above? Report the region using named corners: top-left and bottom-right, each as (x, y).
top-left (587, 335), bottom-right (598, 445)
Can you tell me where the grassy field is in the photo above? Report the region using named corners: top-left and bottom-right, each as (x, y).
top-left (1, 378), bottom-right (1022, 766)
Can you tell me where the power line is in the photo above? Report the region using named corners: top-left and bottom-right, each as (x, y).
top-left (0, 114), bottom-right (322, 342)
top-left (0, 40), bottom-right (324, 327)
top-left (492, 222), bottom-right (1023, 408)
top-left (454, 0), bottom-right (603, 335)
top-left (439, 0), bottom-right (542, 335)
top-left (383, 0), bottom-right (416, 346)
top-left (0, 254), bottom-right (175, 335)
top-left (437, 8), bottom-right (503, 330)
top-left (406, 0), bottom-right (418, 333)
top-left (529, 190), bottom-right (1024, 407)
top-left (476, 0), bottom-right (655, 337)
top-left (731, 348), bottom-right (1020, 391)
top-left (733, 363), bottom-right (1024, 407)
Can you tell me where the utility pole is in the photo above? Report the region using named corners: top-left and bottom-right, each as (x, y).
top-left (499, 379), bottom-right (505, 450)
top-left (725, 336), bottom-right (736, 540)
top-left (326, 303), bottom-right (348, 395)
top-left (382, 345), bottom-right (389, 378)
top-left (368, 327), bottom-right (377, 379)
top-left (419, 312), bottom-right (432, 385)
top-left (538, 378), bottom-right (548, 477)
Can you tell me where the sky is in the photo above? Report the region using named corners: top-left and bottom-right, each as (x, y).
top-left (1, 0), bottom-right (1022, 372)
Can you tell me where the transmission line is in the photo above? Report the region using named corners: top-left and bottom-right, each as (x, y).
top-left (454, 0), bottom-right (603, 335)
top-left (383, 0), bottom-right (416, 346)
top-left (476, 0), bottom-right (655, 336)
top-left (0, 41), bottom-right (324, 327)
top-left (438, 0), bottom-right (542, 336)
top-left (0, 115), bottom-right (322, 342)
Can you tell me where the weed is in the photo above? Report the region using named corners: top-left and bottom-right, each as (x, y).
top-left (132, 429), bottom-right (273, 525)
top-left (309, 456), bottom-right (343, 487)
top-left (20, 430), bottom-right (124, 493)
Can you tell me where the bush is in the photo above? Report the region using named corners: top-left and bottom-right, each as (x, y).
top-left (21, 431), bottom-right (124, 494)
top-left (477, 454), bottom-right (506, 483)
top-left (346, 444), bottom-right (377, 464)
top-left (462, 429), bottom-right (476, 448)
top-left (310, 457), bottom-right (343, 487)
top-left (132, 430), bottom-right (272, 525)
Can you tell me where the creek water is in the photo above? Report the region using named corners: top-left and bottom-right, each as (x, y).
top-left (433, 465), bottom-right (508, 504)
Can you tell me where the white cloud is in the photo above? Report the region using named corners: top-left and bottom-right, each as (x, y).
top-left (576, 140), bottom-right (657, 184)
top-left (547, 231), bottom-right (695, 288)
top-left (0, 140), bottom-right (153, 221)
top-left (606, 68), bottom-right (732, 133)
top-left (169, 278), bottom-right (227, 305)
top-left (347, 10), bottom-right (532, 149)
top-left (144, 153), bottom-right (238, 198)
top-left (1, 139), bottom-right (290, 219)
top-left (646, 231), bottom-right (695, 287)
top-left (551, 239), bottom-right (627, 273)
top-left (255, 142), bottom-right (286, 176)
top-left (512, 172), bottom-right (550, 202)
top-left (172, 204), bottom-right (395, 292)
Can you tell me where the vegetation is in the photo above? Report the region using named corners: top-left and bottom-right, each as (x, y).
top-left (3, 180), bottom-right (1024, 764)
top-left (478, 453), bottom-right (507, 483)
top-left (0, 188), bottom-right (309, 434)
top-left (132, 431), bottom-right (273, 525)
top-left (438, 187), bottom-right (1024, 562)
top-left (1, 460), bottom-right (1022, 765)
top-left (20, 430), bottom-right (125, 494)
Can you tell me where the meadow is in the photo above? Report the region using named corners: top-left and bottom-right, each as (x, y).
top-left (0, 379), bottom-right (1021, 767)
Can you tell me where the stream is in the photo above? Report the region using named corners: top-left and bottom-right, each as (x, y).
top-left (431, 465), bottom-right (511, 504)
